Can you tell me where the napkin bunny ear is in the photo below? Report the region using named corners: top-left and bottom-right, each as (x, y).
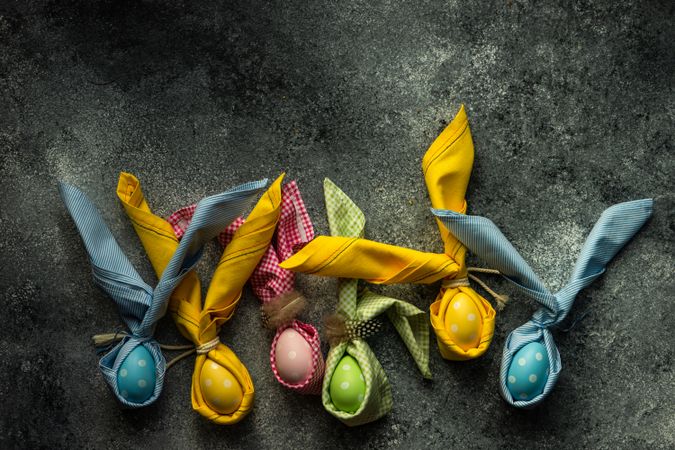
top-left (431, 208), bottom-right (556, 310)
top-left (320, 179), bottom-right (431, 426)
top-left (60, 182), bottom-right (164, 407)
top-left (422, 104), bottom-right (474, 215)
top-left (358, 289), bottom-right (431, 379)
top-left (61, 176), bottom-right (268, 408)
top-left (435, 199), bottom-right (653, 407)
top-left (324, 178), bottom-right (365, 239)
top-left (166, 180), bottom-right (325, 395)
top-left (258, 181), bottom-right (314, 296)
top-left (59, 182), bottom-right (154, 334)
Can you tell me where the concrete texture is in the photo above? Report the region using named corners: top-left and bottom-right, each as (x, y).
top-left (1, 0), bottom-right (673, 448)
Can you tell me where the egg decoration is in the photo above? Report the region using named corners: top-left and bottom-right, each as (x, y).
top-left (329, 355), bottom-right (366, 413)
top-left (507, 342), bottom-right (550, 401)
top-left (444, 292), bottom-right (482, 350)
top-left (117, 344), bottom-right (156, 404)
top-left (199, 359), bottom-right (243, 415)
top-left (274, 328), bottom-right (314, 384)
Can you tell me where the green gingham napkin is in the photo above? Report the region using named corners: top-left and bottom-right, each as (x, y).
top-left (321, 178), bottom-right (431, 426)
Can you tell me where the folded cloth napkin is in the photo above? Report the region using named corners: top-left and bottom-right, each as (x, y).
top-left (281, 105), bottom-right (498, 361)
top-left (433, 199), bottom-right (652, 407)
top-left (58, 176), bottom-right (266, 408)
top-left (167, 181), bottom-right (325, 394)
top-left (320, 178), bottom-right (431, 427)
top-left (117, 173), bottom-right (283, 424)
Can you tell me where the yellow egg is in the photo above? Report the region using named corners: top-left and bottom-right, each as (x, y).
top-left (199, 359), bottom-right (243, 415)
top-left (443, 292), bottom-right (482, 351)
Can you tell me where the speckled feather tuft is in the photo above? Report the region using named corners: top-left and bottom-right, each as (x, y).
top-left (324, 313), bottom-right (382, 347)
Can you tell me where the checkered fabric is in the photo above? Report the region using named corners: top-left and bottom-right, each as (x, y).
top-left (434, 199), bottom-right (653, 407)
top-left (167, 181), bottom-right (313, 301)
top-left (321, 178), bottom-right (431, 426)
top-left (250, 181), bottom-right (314, 302)
top-left (60, 176), bottom-right (267, 408)
top-left (168, 204), bottom-right (244, 244)
top-left (167, 180), bottom-right (324, 395)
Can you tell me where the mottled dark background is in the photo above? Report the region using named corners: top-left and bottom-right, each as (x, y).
top-left (0, 0), bottom-right (673, 448)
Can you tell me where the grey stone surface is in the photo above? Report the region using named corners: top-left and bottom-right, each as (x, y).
top-left (1, 0), bottom-right (673, 448)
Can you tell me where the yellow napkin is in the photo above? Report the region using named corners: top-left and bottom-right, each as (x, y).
top-left (282, 106), bottom-right (495, 360)
top-left (118, 172), bottom-right (283, 423)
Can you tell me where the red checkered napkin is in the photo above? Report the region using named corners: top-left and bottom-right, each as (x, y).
top-left (251, 180), bottom-right (314, 302)
top-left (167, 180), bottom-right (324, 394)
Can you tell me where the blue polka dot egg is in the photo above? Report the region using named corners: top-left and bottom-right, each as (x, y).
top-left (117, 345), bottom-right (156, 404)
top-left (507, 342), bottom-right (549, 401)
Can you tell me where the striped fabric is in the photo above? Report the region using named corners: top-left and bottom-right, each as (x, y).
top-left (168, 181), bottom-right (314, 303)
top-left (321, 178), bottom-right (431, 426)
top-left (432, 198), bottom-right (653, 407)
top-left (119, 174), bottom-right (283, 424)
top-left (59, 179), bottom-right (267, 408)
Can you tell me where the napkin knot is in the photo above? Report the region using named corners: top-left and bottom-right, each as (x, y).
top-left (530, 305), bottom-right (566, 330)
top-left (196, 337), bottom-right (220, 354)
top-left (530, 308), bottom-right (565, 329)
top-left (530, 318), bottom-right (551, 330)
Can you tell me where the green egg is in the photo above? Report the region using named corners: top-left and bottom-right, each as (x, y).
top-left (329, 355), bottom-right (366, 413)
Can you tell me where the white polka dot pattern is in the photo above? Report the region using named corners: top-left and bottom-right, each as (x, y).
top-left (319, 179), bottom-right (431, 426)
top-left (434, 198), bottom-right (652, 407)
top-left (59, 177), bottom-right (268, 408)
top-left (171, 181), bottom-right (327, 396)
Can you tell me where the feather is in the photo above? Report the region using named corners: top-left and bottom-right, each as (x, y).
top-left (260, 290), bottom-right (307, 329)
